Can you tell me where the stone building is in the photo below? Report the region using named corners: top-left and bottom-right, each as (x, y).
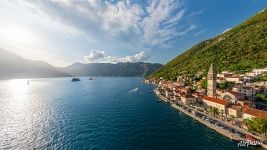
top-left (207, 63), bottom-right (217, 97)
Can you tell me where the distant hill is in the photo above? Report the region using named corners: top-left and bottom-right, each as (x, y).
top-left (150, 9), bottom-right (267, 80)
top-left (60, 62), bottom-right (162, 77)
top-left (0, 49), bottom-right (70, 79)
top-left (0, 49), bottom-right (162, 79)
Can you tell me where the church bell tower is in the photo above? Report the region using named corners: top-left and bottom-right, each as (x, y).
top-left (207, 63), bottom-right (216, 97)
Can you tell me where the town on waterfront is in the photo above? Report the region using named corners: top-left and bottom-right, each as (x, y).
top-left (1, 0), bottom-right (267, 149)
top-left (146, 64), bottom-right (267, 148)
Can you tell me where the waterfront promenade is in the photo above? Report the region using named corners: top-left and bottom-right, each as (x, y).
top-left (171, 103), bottom-right (242, 141)
top-left (154, 88), bottom-right (267, 149)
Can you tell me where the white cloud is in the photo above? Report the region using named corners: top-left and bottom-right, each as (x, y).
top-left (193, 29), bottom-right (205, 37)
top-left (176, 25), bottom-right (197, 36)
top-left (124, 51), bottom-right (150, 62)
top-left (104, 50), bottom-right (150, 63)
top-left (141, 0), bottom-right (190, 46)
top-left (13, 0), bottom-right (196, 48)
top-left (84, 50), bottom-right (150, 63)
top-left (0, 0), bottom-right (201, 66)
top-left (84, 50), bottom-right (105, 62)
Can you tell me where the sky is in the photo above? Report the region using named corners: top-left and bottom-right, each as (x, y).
top-left (0, 0), bottom-right (266, 67)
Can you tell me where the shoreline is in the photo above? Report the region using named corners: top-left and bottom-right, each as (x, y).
top-left (170, 103), bottom-right (242, 141)
top-left (153, 87), bottom-right (267, 149)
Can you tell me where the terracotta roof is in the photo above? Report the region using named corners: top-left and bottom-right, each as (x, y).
top-left (174, 87), bottom-right (182, 92)
top-left (243, 107), bottom-right (267, 118)
top-left (203, 96), bottom-right (229, 105)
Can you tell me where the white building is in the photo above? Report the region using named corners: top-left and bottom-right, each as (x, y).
top-left (225, 77), bottom-right (242, 83)
top-left (181, 95), bottom-right (196, 105)
top-left (246, 68), bottom-right (267, 76)
top-left (202, 96), bottom-right (230, 114)
top-left (233, 85), bottom-right (258, 99)
top-left (227, 105), bottom-right (242, 118)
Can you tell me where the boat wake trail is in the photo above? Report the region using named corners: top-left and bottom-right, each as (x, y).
top-left (127, 88), bottom-right (138, 94)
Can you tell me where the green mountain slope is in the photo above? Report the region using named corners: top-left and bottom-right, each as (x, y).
top-left (150, 9), bottom-right (267, 80)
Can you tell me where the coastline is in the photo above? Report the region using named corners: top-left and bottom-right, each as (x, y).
top-left (153, 87), bottom-right (267, 149)
top-left (170, 103), bottom-right (242, 141)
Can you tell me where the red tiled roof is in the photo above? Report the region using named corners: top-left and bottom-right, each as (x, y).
top-left (243, 107), bottom-right (267, 118)
top-left (203, 96), bottom-right (229, 105)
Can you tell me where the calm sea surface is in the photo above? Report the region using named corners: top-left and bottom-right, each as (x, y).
top-left (0, 77), bottom-right (259, 150)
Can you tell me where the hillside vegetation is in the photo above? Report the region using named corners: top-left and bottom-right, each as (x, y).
top-left (150, 9), bottom-right (267, 80)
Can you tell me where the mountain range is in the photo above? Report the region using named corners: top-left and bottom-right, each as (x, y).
top-left (0, 49), bottom-right (70, 79)
top-left (61, 62), bottom-right (162, 77)
top-left (0, 49), bottom-right (162, 79)
top-left (150, 9), bottom-right (267, 80)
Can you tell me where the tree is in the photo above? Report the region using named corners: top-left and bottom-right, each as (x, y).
top-left (219, 110), bottom-right (225, 120)
top-left (217, 81), bottom-right (234, 90)
top-left (201, 79), bottom-right (207, 89)
top-left (243, 118), bottom-right (267, 136)
top-left (256, 94), bottom-right (267, 102)
top-left (149, 10), bottom-right (267, 80)
top-left (209, 107), bottom-right (219, 117)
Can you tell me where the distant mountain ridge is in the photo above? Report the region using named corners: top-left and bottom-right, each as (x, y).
top-left (150, 8), bottom-right (267, 80)
top-left (0, 49), bottom-right (70, 79)
top-left (0, 49), bottom-right (162, 79)
top-left (60, 62), bottom-right (162, 77)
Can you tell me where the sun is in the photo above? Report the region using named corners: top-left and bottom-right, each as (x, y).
top-left (0, 25), bottom-right (35, 45)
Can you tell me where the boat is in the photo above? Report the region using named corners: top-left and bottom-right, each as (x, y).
top-left (88, 77), bottom-right (93, 80)
top-left (72, 77), bottom-right (80, 82)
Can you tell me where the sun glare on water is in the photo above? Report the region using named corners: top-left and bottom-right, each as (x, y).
top-left (7, 79), bottom-right (30, 110)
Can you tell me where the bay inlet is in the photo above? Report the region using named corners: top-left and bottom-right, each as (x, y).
top-left (0, 77), bottom-right (255, 149)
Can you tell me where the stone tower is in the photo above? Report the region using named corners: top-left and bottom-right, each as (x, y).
top-left (207, 63), bottom-right (216, 97)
